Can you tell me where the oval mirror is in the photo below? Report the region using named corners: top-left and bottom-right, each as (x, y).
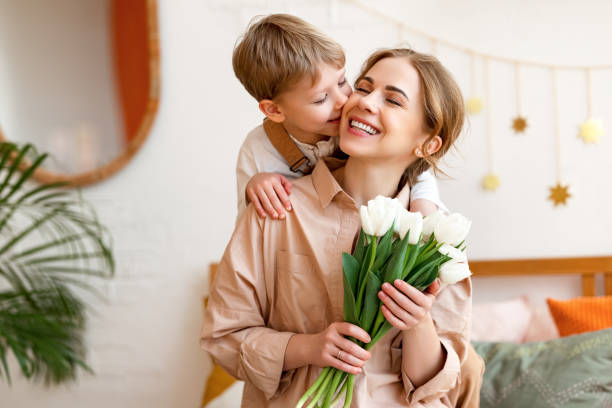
top-left (0, 0), bottom-right (159, 186)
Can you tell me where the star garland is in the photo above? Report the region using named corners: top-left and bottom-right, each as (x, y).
top-left (579, 69), bottom-right (604, 144)
top-left (549, 69), bottom-right (570, 207)
top-left (481, 59), bottom-right (500, 191)
top-left (511, 63), bottom-right (528, 134)
top-left (467, 53), bottom-right (483, 115)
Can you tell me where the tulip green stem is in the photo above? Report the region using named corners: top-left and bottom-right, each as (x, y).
top-left (305, 368), bottom-right (334, 408)
top-left (322, 369), bottom-right (344, 408)
top-left (330, 372), bottom-right (349, 406)
top-left (297, 367), bottom-right (330, 408)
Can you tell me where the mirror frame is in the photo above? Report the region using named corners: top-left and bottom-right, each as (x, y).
top-left (0, 0), bottom-right (160, 187)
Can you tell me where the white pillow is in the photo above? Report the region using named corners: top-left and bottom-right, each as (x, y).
top-left (471, 296), bottom-right (533, 343)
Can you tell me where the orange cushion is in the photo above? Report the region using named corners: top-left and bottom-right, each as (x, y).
top-left (546, 296), bottom-right (612, 337)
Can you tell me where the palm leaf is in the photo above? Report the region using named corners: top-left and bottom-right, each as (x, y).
top-left (0, 142), bottom-right (113, 385)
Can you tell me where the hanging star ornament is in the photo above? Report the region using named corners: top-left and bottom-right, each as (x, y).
top-left (482, 174), bottom-right (500, 191)
top-left (548, 182), bottom-right (571, 206)
top-left (579, 118), bottom-right (604, 143)
top-left (466, 97), bottom-right (483, 115)
top-left (511, 115), bottom-right (528, 134)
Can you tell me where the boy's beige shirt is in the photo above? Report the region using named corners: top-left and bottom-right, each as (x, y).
top-left (202, 159), bottom-right (472, 407)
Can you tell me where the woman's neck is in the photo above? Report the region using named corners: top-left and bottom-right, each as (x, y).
top-left (342, 157), bottom-right (408, 208)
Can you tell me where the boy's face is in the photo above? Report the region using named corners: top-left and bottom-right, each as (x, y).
top-left (266, 63), bottom-right (352, 143)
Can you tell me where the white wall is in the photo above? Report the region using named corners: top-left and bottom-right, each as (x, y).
top-left (1, 0), bottom-right (612, 406)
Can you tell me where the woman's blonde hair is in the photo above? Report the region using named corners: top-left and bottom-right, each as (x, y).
top-left (355, 48), bottom-right (465, 191)
top-left (233, 14), bottom-right (345, 101)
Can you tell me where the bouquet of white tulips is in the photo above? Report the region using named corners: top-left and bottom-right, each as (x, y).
top-left (296, 196), bottom-right (472, 408)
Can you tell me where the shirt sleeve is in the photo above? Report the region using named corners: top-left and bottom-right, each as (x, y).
top-left (398, 278), bottom-right (472, 406)
top-left (200, 205), bottom-right (296, 400)
top-left (410, 170), bottom-right (448, 213)
top-left (236, 141), bottom-right (259, 219)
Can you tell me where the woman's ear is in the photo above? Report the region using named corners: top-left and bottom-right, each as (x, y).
top-left (423, 135), bottom-right (443, 156)
top-left (258, 100), bottom-right (286, 123)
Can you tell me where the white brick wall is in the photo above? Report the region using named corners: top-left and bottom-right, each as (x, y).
top-left (1, 0), bottom-right (612, 406)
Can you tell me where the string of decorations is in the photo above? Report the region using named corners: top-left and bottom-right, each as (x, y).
top-left (343, 0), bottom-right (607, 206)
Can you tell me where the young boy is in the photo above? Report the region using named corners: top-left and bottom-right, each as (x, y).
top-left (233, 14), bottom-right (446, 219)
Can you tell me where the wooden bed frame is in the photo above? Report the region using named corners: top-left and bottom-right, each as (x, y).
top-left (469, 256), bottom-right (612, 296)
top-left (209, 256), bottom-right (612, 297)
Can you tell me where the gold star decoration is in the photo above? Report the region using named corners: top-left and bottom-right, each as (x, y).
top-left (466, 97), bottom-right (483, 115)
top-left (548, 183), bottom-right (571, 206)
top-left (511, 116), bottom-right (528, 134)
top-left (482, 174), bottom-right (500, 191)
top-left (579, 118), bottom-right (604, 144)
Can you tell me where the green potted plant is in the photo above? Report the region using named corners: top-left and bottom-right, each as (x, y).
top-left (0, 142), bottom-right (114, 384)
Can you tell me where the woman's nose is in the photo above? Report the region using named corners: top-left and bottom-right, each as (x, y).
top-left (358, 92), bottom-right (378, 114)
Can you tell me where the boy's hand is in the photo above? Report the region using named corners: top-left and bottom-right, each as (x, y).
top-left (246, 172), bottom-right (292, 219)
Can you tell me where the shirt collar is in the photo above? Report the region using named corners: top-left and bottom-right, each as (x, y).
top-left (311, 159), bottom-right (352, 208)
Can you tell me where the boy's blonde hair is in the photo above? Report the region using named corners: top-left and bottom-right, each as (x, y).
top-left (232, 14), bottom-right (345, 101)
top-left (355, 48), bottom-right (465, 191)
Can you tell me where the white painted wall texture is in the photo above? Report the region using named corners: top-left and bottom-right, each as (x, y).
top-left (1, 0), bottom-right (612, 406)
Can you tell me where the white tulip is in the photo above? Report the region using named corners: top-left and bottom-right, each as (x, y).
top-left (360, 195), bottom-right (399, 236)
top-left (433, 213), bottom-right (472, 246)
top-left (360, 206), bottom-right (375, 235)
top-left (422, 210), bottom-right (445, 240)
top-left (394, 208), bottom-right (423, 244)
top-left (438, 244), bottom-right (467, 263)
top-left (439, 261), bottom-right (472, 284)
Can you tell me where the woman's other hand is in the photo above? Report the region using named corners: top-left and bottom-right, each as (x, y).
top-left (378, 278), bottom-right (440, 331)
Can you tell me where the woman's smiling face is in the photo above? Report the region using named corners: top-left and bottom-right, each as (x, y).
top-left (339, 57), bottom-right (427, 163)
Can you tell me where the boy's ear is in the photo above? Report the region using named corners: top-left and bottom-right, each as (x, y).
top-left (258, 100), bottom-right (285, 123)
top-left (415, 135), bottom-right (443, 157)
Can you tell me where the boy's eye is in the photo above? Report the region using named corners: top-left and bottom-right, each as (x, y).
top-left (338, 78), bottom-right (347, 86)
top-left (314, 94), bottom-right (327, 104)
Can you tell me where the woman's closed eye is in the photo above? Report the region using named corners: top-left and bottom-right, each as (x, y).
top-left (386, 97), bottom-right (402, 107)
top-left (357, 87), bottom-right (402, 107)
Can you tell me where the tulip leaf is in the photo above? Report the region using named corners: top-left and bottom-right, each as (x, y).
top-left (358, 240), bottom-right (376, 285)
top-left (413, 243), bottom-right (443, 271)
top-left (402, 243), bottom-right (420, 274)
top-left (355, 239), bottom-right (377, 312)
top-left (342, 252), bottom-right (360, 297)
top-left (342, 273), bottom-right (359, 325)
top-left (413, 266), bottom-right (439, 291)
top-left (383, 233), bottom-right (410, 284)
top-left (353, 229), bottom-right (366, 265)
top-left (359, 270), bottom-right (382, 333)
top-left (404, 254), bottom-right (441, 284)
top-left (371, 223), bottom-right (395, 272)
top-left (367, 321), bottom-right (393, 351)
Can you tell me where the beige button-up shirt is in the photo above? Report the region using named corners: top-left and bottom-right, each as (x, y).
top-left (201, 160), bottom-right (472, 407)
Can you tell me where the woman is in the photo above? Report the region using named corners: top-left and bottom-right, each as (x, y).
top-left (201, 48), bottom-right (484, 407)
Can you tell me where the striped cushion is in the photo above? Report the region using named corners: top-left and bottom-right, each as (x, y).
top-left (546, 296), bottom-right (612, 337)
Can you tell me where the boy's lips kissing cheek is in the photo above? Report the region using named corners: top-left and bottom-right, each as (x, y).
top-left (347, 116), bottom-right (381, 138)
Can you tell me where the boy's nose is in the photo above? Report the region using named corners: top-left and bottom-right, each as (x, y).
top-left (333, 89), bottom-right (349, 109)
